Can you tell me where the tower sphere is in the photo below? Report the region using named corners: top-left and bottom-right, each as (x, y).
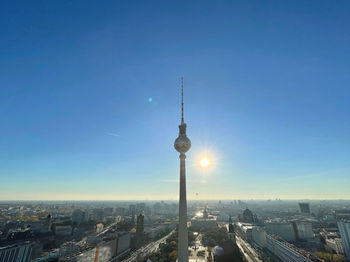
top-left (174, 131), bottom-right (191, 153)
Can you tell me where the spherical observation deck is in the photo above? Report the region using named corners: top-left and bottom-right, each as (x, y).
top-left (174, 133), bottom-right (191, 153)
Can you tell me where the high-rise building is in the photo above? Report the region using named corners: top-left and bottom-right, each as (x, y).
top-left (174, 78), bottom-right (191, 262)
top-left (128, 205), bottom-right (136, 216)
top-left (72, 209), bottom-right (86, 225)
top-left (136, 203), bottom-right (146, 213)
top-left (115, 207), bottom-right (125, 216)
top-left (337, 220), bottom-right (350, 260)
top-left (92, 208), bottom-right (104, 221)
top-left (136, 214), bottom-right (145, 247)
top-left (265, 222), bottom-right (295, 241)
top-left (294, 222), bottom-right (314, 240)
top-left (299, 203), bottom-right (311, 214)
top-left (103, 207), bottom-right (114, 217)
top-left (0, 241), bottom-right (32, 262)
top-left (136, 214), bottom-right (144, 238)
top-left (229, 217), bottom-right (234, 233)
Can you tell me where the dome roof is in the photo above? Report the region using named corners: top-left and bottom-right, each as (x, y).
top-left (243, 207), bottom-right (253, 216)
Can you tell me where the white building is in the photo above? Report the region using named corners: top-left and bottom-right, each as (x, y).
top-left (337, 220), bottom-right (350, 260)
top-left (236, 222), bottom-right (255, 242)
top-left (266, 235), bottom-right (317, 262)
top-left (325, 238), bottom-right (344, 255)
top-left (191, 211), bottom-right (217, 230)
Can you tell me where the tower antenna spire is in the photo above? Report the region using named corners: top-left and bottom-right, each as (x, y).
top-left (181, 77), bottom-right (184, 124)
top-left (174, 77), bottom-right (191, 262)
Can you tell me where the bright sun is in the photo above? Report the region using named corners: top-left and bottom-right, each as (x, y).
top-left (200, 157), bottom-right (209, 167)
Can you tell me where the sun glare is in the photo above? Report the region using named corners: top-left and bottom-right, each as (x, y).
top-left (200, 157), bottom-right (209, 167)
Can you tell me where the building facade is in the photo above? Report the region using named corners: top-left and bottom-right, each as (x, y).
top-left (266, 235), bottom-right (318, 262)
top-left (0, 241), bottom-right (32, 262)
top-left (299, 203), bottom-right (311, 214)
top-left (337, 220), bottom-right (350, 261)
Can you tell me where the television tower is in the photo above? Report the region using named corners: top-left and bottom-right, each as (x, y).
top-left (174, 77), bottom-right (191, 262)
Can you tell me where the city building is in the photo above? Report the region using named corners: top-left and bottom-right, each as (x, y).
top-left (116, 232), bottom-right (131, 256)
top-left (115, 207), bottom-right (125, 216)
top-left (95, 223), bottom-right (104, 234)
top-left (252, 227), bottom-right (267, 248)
top-left (71, 209), bottom-right (86, 225)
top-left (265, 221), bottom-right (296, 241)
top-left (144, 223), bottom-right (175, 239)
top-left (212, 240), bottom-right (242, 262)
top-left (242, 208), bottom-right (254, 223)
top-left (337, 220), bottom-right (350, 260)
top-left (320, 228), bottom-right (345, 255)
top-left (325, 237), bottom-right (344, 255)
top-left (0, 241), bottom-right (32, 262)
top-left (191, 208), bottom-right (217, 230)
top-left (136, 214), bottom-right (144, 237)
top-left (59, 238), bottom-right (117, 262)
top-left (235, 222), bottom-right (255, 242)
top-left (294, 222), bottom-right (314, 240)
top-left (136, 214), bottom-right (144, 247)
top-left (136, 203), bottom-right (146, 214)
top-left (174, 78), bottom-right (191, 262)
top-left (59, 232), bottom-right (131, 262)
top-left (299, 203), bottom-right (311, 214)
top-left (228, 217), bottom-right (234, 233)
top-left (128, 205), bottom-right (136, 216)
top-left (92, 208), bottom-right (104, 221)
top-left (55, 225), bottom-right (72, 236)
top-left (335, 210), bottom-right (350, 220)
top-left (239, 207), bottom-right (258, 224)
top-left (103, 208), bottom-right (114, 217)
top-left (266, 234), bottom-right (319, 262)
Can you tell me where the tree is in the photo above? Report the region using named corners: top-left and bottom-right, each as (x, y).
top-left (202, 227), bottom-right (229, 247)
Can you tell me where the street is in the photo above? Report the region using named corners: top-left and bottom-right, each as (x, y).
top-left (122, 229), bottom-right (175, 262)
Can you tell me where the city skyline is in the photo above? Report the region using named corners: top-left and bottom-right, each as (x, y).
top-left (1, 1), bottom-right (350, 200)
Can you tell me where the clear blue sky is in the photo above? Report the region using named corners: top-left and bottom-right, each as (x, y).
top-left (1, 1), bottom-right (350, 200)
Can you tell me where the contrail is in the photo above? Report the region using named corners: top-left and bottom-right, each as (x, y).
top-left (105, 132), bottom-right (120, 137)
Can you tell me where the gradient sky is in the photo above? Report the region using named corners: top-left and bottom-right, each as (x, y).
top-left (1, 1), bottom-right (350, 200)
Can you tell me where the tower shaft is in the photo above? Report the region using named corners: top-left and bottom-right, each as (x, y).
top-left (178, 153), bottom-right (188, 262)
top-left (174, 78), bottom-right (191, 262)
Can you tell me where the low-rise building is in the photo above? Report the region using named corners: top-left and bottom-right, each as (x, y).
top-left (252, 227), bottom-right (267, 248)
top-left (191, 208), bottom-right (217, 230)
top-left (235, 222), bottom-right (255, 242)
top-left (325, 238), bottom-right (344, 255)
